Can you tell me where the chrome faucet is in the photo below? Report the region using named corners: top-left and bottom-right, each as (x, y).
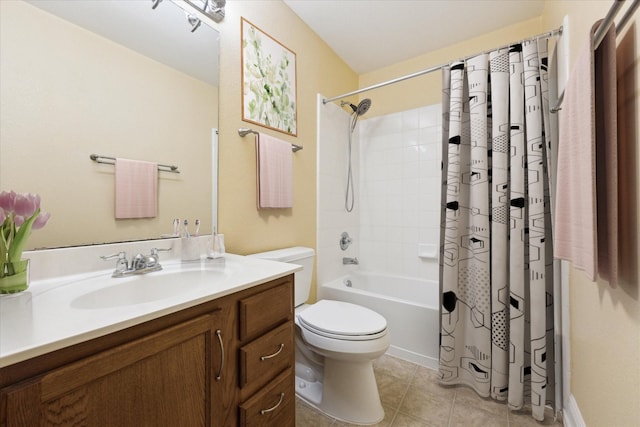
top-left (101, 247), bottom-right (170, 278)
top-left (342, 257), bottom-right (359, 265)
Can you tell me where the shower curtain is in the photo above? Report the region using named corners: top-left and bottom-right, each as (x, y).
top-left (439, 39), bottom-right (556, 421)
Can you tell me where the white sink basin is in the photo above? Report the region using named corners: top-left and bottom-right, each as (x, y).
top-left (70, 262), bottom-right (230, 309)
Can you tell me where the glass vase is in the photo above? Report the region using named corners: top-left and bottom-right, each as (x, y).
top-left (0, 259), bottom-right (30, 294)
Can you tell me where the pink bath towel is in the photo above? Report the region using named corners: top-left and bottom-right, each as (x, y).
top-left (554, 20), bottom-right (618, 285)
top-left (256, 133), bottom-right (293, 209)
top-left (115, 158), bottom-right (158, 219)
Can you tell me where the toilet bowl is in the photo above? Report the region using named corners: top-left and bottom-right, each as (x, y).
top-left (248, 247), bottom-right (390, 425)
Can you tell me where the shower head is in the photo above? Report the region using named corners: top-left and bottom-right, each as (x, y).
top-left (341, 98), bottom-right (372, 116)
top-left (354, 98), bottom-right (371, 116)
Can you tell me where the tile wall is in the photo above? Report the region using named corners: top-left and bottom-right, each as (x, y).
top-left (317, 96), bottom-right (442, 285)
top-left (358, 104), bottom-right (442, 279)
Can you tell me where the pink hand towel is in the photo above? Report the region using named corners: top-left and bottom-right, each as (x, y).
top-left (257, 133), bottom-right (293, 209)
top-left (115, 158), bottom-right (158, 219)
top-left (554, 20), bottom-right (618, 285)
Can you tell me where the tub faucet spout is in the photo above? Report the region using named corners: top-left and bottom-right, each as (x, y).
top-left (342, 257), bottom-right (359, 265)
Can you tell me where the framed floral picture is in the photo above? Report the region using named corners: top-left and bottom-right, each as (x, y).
top-left (241, 18), bottom-right (297, 136)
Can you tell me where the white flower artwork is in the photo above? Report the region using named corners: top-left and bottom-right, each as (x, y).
top-left (241, 18), bottom-right (297, 136)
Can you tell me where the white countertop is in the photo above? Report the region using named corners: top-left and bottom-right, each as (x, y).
top-left (0, 251), bottom-right (300, 368)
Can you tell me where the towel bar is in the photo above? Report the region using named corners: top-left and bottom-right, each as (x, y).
top-left (238, 128), bottom-right (303, 152)
top-left (90, 154), bottom-right (180, 173)
top-left (552, 0), bottom-right (639, 113)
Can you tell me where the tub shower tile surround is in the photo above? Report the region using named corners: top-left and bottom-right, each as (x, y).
top-left (317, 100), bottom-right (442, 285)
top-left (296, 354), bottom-right (564, 427)
top-left (317, 95), bottom-right (361, 284)
top-left (358, 104), bottom-right (442, 279)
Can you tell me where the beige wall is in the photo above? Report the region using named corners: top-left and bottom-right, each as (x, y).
top-left (215, 1), bottom-right (357, 260)
top-left (542, 2), bottom-right (640, 426)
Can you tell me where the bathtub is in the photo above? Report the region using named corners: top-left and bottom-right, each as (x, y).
top-left (318, 271), bottom-right (439, 369)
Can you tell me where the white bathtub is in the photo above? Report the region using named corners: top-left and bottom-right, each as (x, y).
top-left (318, 272), bottom-right (439, 369)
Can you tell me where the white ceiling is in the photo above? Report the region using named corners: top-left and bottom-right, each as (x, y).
top-left (283, 0), bottom-right (547, 74)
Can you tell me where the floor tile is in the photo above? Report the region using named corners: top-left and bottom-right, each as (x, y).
top-left (374, 354), bottom-right (419, 383)
top-left (376, 370), bottom-right (411, 408)
top-left (508, 407), bottom-right (563, 427)
top-left (390, 412), bottom-right (436, 427)
top-left (294, 355), bottom-right (563, 427)
top-left (398, 383), bottom-right (453, 425)
top-left (295, 398), bottom-right (334, 427)
top-left (449, 403), bottom-right (509, 427)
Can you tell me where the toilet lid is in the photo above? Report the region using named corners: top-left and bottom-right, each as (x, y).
top-left (297, 300), bottom-right (387, 338)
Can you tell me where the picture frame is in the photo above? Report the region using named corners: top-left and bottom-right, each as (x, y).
top-left (241, 18), bottom-right (297, 136)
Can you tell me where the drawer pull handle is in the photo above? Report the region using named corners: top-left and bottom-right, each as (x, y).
top-left (260, 392), bottom-right (285, 415)
top-left (215, 329), bottom-right (224, 381)
top-left (260, 343), bottom-right (285, 361)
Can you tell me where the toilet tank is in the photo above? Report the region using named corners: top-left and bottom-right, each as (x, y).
top-left (248, 247), bottom-right (315, 307)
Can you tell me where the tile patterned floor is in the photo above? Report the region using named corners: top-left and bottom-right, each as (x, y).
top-left (295, 354), bottom-right (563, 427)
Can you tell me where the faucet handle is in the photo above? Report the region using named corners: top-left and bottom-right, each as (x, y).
top-left (100, 251), bottom-right (127, 262)
top-left (150, 247), bottom-right (172, 256)
top-left (340, 232), bottom-right (353, 250)
top-left (101, 252), bottom-right (129, 272)
top-left (150, 247), bottom-right (172, 263)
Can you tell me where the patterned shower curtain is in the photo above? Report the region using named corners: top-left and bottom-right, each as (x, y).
top-left (439, 39), bottom-right (556, 421)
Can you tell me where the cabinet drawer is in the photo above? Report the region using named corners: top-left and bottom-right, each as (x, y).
top-left (239, 370), bottom-right (294, 427)
top-left (239, 322), bottom-right (293, 389)
top-left (239, 280), bottom-right (292, 341)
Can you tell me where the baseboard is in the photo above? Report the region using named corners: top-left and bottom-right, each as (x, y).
top-left (385, 346), bottom-right (438, 370)
top-left (562, 394), bottom-right (586, 427)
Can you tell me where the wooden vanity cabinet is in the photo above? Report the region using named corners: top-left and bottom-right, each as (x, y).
top-left (214, 276), bottom-right (296, 427)
top-left (0, 274), bottom-right (295, 427)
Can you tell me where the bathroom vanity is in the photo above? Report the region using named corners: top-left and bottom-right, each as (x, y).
top-left (0, 242), bottom-right (298, 427)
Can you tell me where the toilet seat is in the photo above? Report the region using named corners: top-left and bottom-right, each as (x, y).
top-left (297, 300), bottom-right (387, 341)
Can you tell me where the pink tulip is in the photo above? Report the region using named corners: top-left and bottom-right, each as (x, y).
top-left (1, 191), bottom-right (49, 275)
top-left (32, 211), bottom-right (51, 230)
top-left (0, 191), bottom-right (16, 212)
top-left (13, 193), bottom-right (39, 218)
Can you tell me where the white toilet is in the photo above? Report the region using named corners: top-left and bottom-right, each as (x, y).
top-left (249, 247), bottom-right (390, 425)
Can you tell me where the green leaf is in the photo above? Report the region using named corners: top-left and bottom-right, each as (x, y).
top-left (7, 208), bottom-right (39, 264)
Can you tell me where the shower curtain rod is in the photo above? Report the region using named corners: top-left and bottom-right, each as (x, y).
top-left (323, 26), bottom-right (563, 104)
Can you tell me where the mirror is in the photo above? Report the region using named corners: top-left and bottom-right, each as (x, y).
top-left (0, 0), bottom-right (220, 250)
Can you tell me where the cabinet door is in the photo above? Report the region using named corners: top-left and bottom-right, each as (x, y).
top-left (210, 296), bottom-right (239, 427)
top-left (2, 315), bottom-right (215, 427)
